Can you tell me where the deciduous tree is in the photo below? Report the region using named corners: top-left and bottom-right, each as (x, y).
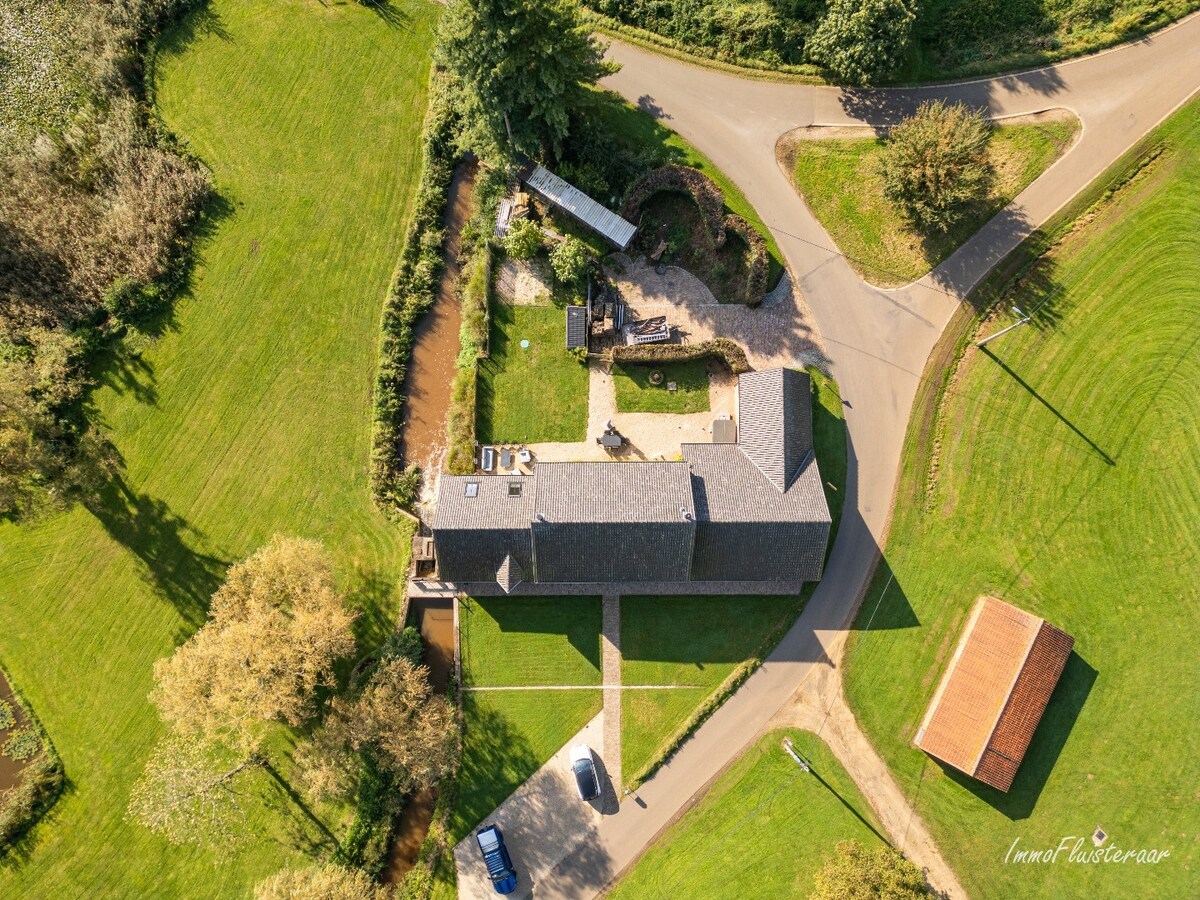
top-left (879, 100), bottom-right (993, 233)
top-left (807, 0), bottom-right (918, 85)
top-left (127, 736), bottom-right (258, 846)
top-left (150, 536), bottom-right (356, 751)
top-left (811, 840), bottom-right (932, 899)
top-left (436, 0), bottom-right (616, 159)
top-left (550, 236), bottom-right (589, 285)
top-left (300, 658), bottom-right (455, 802)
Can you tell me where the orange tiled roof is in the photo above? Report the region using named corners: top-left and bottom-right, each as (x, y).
top-left (915, 597), bottom-right (1074, 792)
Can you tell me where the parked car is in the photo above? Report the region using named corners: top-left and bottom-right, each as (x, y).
top-left (569, 744), bottom-right (600, 801)
top-left (475, 824), bottom-right (518, 894)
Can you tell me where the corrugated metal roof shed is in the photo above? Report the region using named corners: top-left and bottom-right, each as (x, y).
top-left (524, 165), bottom-right (637, 250)
top-left (566, 305), bottom-right (587, 349)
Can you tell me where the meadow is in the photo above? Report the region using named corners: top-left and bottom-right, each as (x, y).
top-left (0, 0), bottom-right (437, 894)
top-left (843, 95), bottom-right (1200, 898)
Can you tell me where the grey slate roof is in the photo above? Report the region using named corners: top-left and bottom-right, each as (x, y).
top-left (433, 475), bottom-right (534, 583)
top-left (524, 165), bottom-right (638, 250)
top-left (533, 462), bottom-right (694, 523)
top-left (737, 368), bottom-right (813, 491)
top-left (495, 554), bottom-right (524, 593)
top-left (683, 443), bottom-right (830, 582)
top-left (566, 306), bottom-right (587, 349)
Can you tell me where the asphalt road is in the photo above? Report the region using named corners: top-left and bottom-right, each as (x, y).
top-left (526, 15), bottom-right (1200, 898)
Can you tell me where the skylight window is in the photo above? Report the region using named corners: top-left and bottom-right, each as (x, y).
top-left (464, 482), bottom-right (479, 498)
top-left (508, 482), bottom-right (523, 497)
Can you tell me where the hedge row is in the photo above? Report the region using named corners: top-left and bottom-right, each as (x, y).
top-left (0, 670), bottom-right (65, 856)
top-left (622, 165), bottom-right (727, 250)
top-left (609, 337), bottom-right (752, 374)
top-left (725, 213), bottom-right (770, 302)
top-left (370, 74), bottom-right (459, 514)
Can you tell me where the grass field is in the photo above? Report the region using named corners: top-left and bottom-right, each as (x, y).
top-left (0, 0), bottom-right (437, 894)
top-left (843, 98), bottom-right (1200, 898)
top-left (609, 729), bottom-right (887, 898)
top-left (476, 303), bottom-right (589, 444)
top-left (620, 595), bottom-right (806, 785)
top-left (612, 360), bottom-right (711, 414)
top-left (451, 596), bottom-right (604, 841)
top-left (791, 117), bottom-right (1079, 287)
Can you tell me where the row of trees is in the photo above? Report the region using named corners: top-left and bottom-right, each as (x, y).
top-left (128, 536), bottom-right (455, 852)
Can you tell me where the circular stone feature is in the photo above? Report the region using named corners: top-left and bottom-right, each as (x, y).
top-left (648, 370), bottom-right (664, 385)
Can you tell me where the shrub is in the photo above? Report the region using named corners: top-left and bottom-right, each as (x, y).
top-left (880, 101), bottom-right (993, 233)
top-left (382, 626), bottom-right (425, 667)
top-left (550, 236), bottom-right (589, 285)
top-left (0, 699), bottom-right (14, 731)
top-left (812, 840), bottom-right (932, 898)
top-left (0, 753), bottom-right (65, 851)
top-left (445, 365), bottom-right (477, 476)
top-left (622, 165), bottom-right (727, 249)
top-left (808, 0), bottom-right (918, 85)
top-left (610, 337), bottom-right (751, 374)
top-left (567, 346), bottom-right (588, 363)
top-left (724, 213), bottom-right (770, 302)
top-left (502, 217), bottom-right (542, 259)
top-left (3, 728), bottom-right (40, 762)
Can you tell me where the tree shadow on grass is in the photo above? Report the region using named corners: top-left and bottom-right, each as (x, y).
top-left (84, 472), bottom-right (227, 631)
top-left (260, 760), bottom-right (342, 857)
top-left (938, 651), bottom-right (1097, 821)
top-left (358, 0), bottom-right (411, 30)
top-left (450, 695), bottom-right (540, 841)
top-left (155, 1), bottom-right (232, 63)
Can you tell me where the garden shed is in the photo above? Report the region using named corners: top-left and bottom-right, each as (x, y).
top-left (915, 596), bottom-right (1074, 792)
top-left (521, 163), bottom-right (637, 250)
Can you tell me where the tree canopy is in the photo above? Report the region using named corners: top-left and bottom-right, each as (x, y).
top-left (879, 100), bottom-right (993, 233)
top-left (436, 0), bottom-right (616, 159)
top-left (300, 657), bottom-right (456, 802)
top-left (811, 840), bottom-right (932, 899)
top-left (808, 0), bottom-right (918, 85)
top-left (150, 535), bottom-right (356, 751)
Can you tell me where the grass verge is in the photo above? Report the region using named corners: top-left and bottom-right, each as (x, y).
top-left (476, 303), bottom-right (590, 444)
top-left (608, 729), bottom-right (887, 897)
top-left (612, 360), bottom-right (711, 414)
top-left (0, 1), bottom-right (436, 894)
top-left (789, 116), bottom-right (1079, 287)
top-left (843, 95), bottom-right (1200, 899)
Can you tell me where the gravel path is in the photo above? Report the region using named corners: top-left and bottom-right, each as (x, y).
top-left (602, 593), bottom-right (622, 795)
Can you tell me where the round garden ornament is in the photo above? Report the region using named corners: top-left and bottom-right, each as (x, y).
top-left (649, 370), bottom-right (664, 385)
top-left (520, 339), bottom-right (530, 349)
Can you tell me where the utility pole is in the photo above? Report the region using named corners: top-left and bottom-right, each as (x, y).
top-left (977, 306), bottom-right (1032, 348)
top-left (782, 737), bottom-right (811, 772)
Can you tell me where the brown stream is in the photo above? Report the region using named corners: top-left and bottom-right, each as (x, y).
top-left (379, 601), bottom-right (457, 883)
top-left (397, 160), bottom-right (479, 473)
top-left (0, 671), bottom-right (32, 793)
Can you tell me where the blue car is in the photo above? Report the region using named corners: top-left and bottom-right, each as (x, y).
top-left (475, 824), bottom-right (518, 894)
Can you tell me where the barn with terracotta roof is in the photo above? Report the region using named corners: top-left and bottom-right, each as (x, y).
top-left (914, 596), bottom-right (1074, 792)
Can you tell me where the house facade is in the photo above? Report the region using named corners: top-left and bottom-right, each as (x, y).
top-left (429, 368), bottom-right (832, 595)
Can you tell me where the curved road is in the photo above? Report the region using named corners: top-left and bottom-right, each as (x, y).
top-left (535, 16), bottom-right (1200, 898)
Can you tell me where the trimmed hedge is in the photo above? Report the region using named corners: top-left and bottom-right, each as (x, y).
top-left (609, 337), bottom-right (751, 374)
top-left (724, 213), bottom-right (770, 302)
top-left (622, 165), bottom-right (727, 250)
top-left (370, 74), bottom-right (459, 514)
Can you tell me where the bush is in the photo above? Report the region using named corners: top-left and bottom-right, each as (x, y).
top-left (880, 101), bottom-right (993, 233)
top-left (808, 0), bottom-right (918, 85)
top-left (550, 236), bottom-right (589, 285)
top-left (610, 337), bottom-right (751, 374)
top-left (812, 840), bottom-right (932, 898)
top-left (0, 753), bottom-right (64, 852)
top-left (383, 626), bottom-right (425, 667)
top-left (2, 727), bottom-right (39, 762)
top-left (502, 217), bottom-right (542, 260)
top-left (724, 214), bottom-right (770, 302)
top-left (0, 699), bottom-right (14, 731)
top-left (445, 365), bottom-right (477, 476)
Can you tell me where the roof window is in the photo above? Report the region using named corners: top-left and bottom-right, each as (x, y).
top-left (464, 482), bottom-right (479, 498)
top-left (508, 482), bottom-right (523, 497)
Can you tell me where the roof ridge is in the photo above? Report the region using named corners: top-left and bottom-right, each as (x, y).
top-left (969, 608), bottom-right (1044, 775)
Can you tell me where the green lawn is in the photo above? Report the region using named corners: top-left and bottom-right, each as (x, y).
top-left (459, 596), bottom-right (602, 686)
top-left (792, 118), bottom-right (1078, 287)
top-left (612, 360), bottom-right (711, 414)
top-left (452, 595), bottom-right (603, 839)
top-left (620, 595), bottom-right (806, 785)
top-left (609, 729), bottom-right (887, 898)
top-left (0, 1), bottom-right (437, 894)
top-left (843, 98), bottom-right (1200, 898)
top-left (450, 690), bottom-right (603, 842)
top-left (476, 303), bottom-right (589, 444)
